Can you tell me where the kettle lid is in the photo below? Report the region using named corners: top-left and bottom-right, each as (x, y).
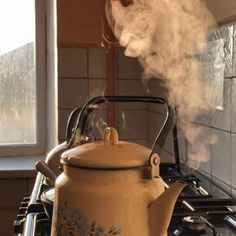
top-left (61, 127), bottom-right (156, 169)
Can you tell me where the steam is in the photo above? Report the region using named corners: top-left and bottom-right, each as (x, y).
top-left (106, 0), bottom-right (218, 168)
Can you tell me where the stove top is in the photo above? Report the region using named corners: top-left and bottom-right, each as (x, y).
top-left (14, 164), bottom-right (236, 236)
top-left (161, 164), bottom-right (236, 236)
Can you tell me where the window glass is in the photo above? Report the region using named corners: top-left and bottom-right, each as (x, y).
top-left (0, 0), bottom-right (36, 144)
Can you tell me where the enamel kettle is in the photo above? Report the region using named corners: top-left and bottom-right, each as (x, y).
top-left (51, 96), bottom-right (186, 236)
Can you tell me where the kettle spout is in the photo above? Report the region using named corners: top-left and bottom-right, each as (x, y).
top-left (148, 181), bottom-right (187, 236)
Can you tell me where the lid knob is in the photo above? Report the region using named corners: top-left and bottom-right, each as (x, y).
top-left (103, 127), bottom-right (119, 145)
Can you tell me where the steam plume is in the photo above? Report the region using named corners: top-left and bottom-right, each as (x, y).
top-left (106, 0), bottom-right (217, 168)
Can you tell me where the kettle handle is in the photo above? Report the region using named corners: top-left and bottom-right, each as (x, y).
top-left (67, 96), bottom-right (175, 157)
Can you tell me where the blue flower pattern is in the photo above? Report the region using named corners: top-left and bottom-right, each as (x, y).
top-left (55, 201), bottom-right (121, 236)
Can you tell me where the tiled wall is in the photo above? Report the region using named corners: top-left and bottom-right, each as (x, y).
top-left (0, 178), bottom-right (35, 235)
top-left (188, 78), bottom-right (236, 199)
top-left (185, 23), bottom-right (236, 199)
top-left (58, 48), bottom-right (175, 162)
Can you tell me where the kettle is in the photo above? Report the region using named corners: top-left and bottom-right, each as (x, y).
top-left (51, 96), bottom-right (186, 236)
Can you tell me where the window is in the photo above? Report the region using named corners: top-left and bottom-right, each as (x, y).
top-left (0, 0), bottom-right (46, 156)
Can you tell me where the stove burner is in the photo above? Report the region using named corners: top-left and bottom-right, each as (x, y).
top-left (182, 216), bottom-right (206, 231)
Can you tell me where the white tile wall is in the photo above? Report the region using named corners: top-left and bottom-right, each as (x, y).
top-left (211, 129), bottom-right (231, 185)
top-left (232, 78), bottom-right (236, 133)
top-left (89, 79), bottom-right (107, 98)
top-left (58, 78), bottom-right (88, 109)
top-left (88, 49), bottom-right (106, 79)
top-left (176, 123), bottom-right (187, 163)
top-left (211, 79), bottom-right (232, 131)
top-left (88, 49), bottom-right (106, 78)
top-left (118, 49), bottom-right (143, 79)
top-left (193, 109), bottom-right (211, 126)
top-left (58, 48), bottom-right (88, 78)
top-left (147, 111), bottom-right (166, 142)
top-left (183, 77), bottom-right (236, 198)
top-left (118, 109), bottom-right (147, 140)
top-left (187, 125), bottom-right (212, 174)
top-left (231, 133), bottom-right (236, 189)
top-left (118, 79), bottom-right (146, 96)
top-left (118, 79), bottom-right (147, 109)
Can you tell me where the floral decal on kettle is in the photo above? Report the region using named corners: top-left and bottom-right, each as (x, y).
top-left (54, 201), bottom-right (121, 236)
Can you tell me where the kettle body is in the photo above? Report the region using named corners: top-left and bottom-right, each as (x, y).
top-left (51, 165), bottom-right (165, 236)
top-left (51, 96), bottom-right (185, 236)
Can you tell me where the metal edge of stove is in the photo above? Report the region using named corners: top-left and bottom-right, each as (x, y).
top-left (16, 173), bottom-right (44, 236)
top-left (22, 213), bottom-right (37, 236)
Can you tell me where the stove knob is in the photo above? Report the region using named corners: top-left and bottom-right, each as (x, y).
top-left (23, 197), bottom-right (30, 202)
top-left (16, 214), bottom-right (26, 220)
top-left (18, 207), bottom-right (27, 215)
top-left (14, 218), bottom-right (25, 234)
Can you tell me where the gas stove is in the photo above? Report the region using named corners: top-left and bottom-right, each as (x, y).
top-left (161, 164), bottom-right (236, 236)
top-left (14, 163), bottom-right (236, 236)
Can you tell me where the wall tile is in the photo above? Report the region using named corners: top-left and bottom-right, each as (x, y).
top-left (164, 134), bottom-right (174, 155)
top-left (118, 79), bottom-right (146, 96)
top-left (211, 79), bottom-right (231, 131)
top-left (232, 78), bottom-right (236, 133)
top-left (231, 133), bottom-right (236, 189)
top-left (186, 125), bottom-right (212, 174)
top-left (89, 79), bottom-right (107, 98)
top-left (125, 139), bottom-right (150, 148)
top-left (118, 109), bottom-right (147, 140)
top-left (0, 179), bottom-right (27, 207)
top-left (118, 50), bottom-right (143, 79)
top-left (58, 48), bottom-right (87, 78)
top-left (193, 110), bottom-right (211, 127)
top-left (233, 59), bottom-right (236, 76)
top-left (88, 49), bottom-right (106, 79)
top-left (58, 78), bottom-right (88, 109)
top-left (176, 125), bottom-right (187, 163)
top-left (212, 129), bottom-right (231, 185)
top-left (118, 80), bottom-right (147, 109)
top-left (147, 111), bottom-right (166, 142)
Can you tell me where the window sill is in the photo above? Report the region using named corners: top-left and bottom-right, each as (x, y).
top-left (0, 156), bottom-right (45, 179)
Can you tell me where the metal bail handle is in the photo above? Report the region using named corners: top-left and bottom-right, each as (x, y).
top-left (67, 96), bottom-right (176, 177)
top-left (149, 104), bottom-right (175, 179)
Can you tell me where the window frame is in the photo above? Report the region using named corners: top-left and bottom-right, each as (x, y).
top-left (0, 0), bottom-right (47, 157)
